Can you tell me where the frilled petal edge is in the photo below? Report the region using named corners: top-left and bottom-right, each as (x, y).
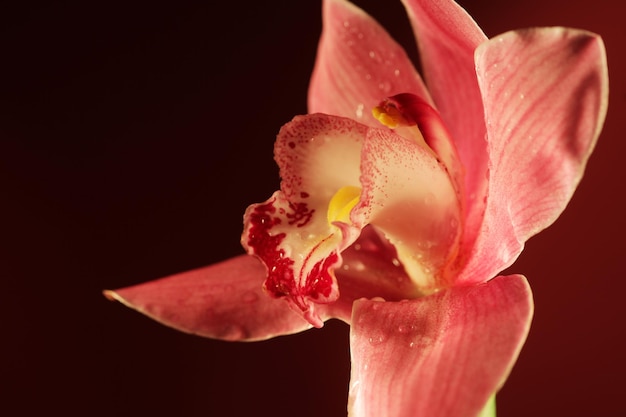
top-left (242, 112), bottom-right (462, 325)
top-left (348, 274), bottom-right (533, 417)
top-left (458, 28), bottom-right (608, 284)
top-left (104, 255), bottom-right (318, 341)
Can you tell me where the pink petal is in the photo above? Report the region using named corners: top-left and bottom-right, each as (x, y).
top-left (104, 255), bottom-right (316, 341)
top-left (308, 0), bottom-right (432, 127)
top-left (349, 274), bottom-right (533, 417)
top-left (359, 125), bottom-right (462, 291)
top-left (401, 0), bottom-right (489, 268)
top-left (458, 28), bottom-right (608, 284)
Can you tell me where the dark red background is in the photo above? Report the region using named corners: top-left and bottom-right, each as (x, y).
top-left (2, 0), bottom-right (623, 416)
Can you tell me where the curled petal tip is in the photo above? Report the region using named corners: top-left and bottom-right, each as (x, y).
top-left (103, 289), bottom-right (121, 302)
top-left (103, 289), bottom-right (137, 311)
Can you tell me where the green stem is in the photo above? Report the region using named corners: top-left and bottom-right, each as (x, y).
top-left (477, 394), bottom-right (496, 417)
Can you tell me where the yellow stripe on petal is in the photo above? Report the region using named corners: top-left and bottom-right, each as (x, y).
top-left (327, 186), bottom-right (361, 225)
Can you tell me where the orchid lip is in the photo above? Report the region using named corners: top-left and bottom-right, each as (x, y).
top-left (241, 110), bottom-right (464, 326)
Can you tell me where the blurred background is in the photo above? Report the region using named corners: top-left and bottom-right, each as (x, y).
top-left (1, 0), bottom-right (623, 415)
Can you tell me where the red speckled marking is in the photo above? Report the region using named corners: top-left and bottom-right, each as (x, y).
top-left (246, 200), bottom-right (296, 298)
top-left (285, 201), bottom-right (314, 227)
top-left (246, 197), bottom-right (336, 314)
top-left (304, 252), bottom-right (338, 299)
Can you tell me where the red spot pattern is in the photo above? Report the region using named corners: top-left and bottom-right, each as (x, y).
top-left (285, 201), bottom-right (314, 227)
top-left (304, 252), bottom-right (338, 299)
top-left (246, 201), bottom-right (295, 298)
top-left (246, 198), bottom-right (336, 312)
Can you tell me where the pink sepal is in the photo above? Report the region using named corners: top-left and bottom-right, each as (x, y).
top-left (309, 0), bottom-right (432, 127)
top-left (458, 28), bottom-right (609, 284)
top-left (104, 255), bottom-right (317, 341)
top-left (349, 274), bottom-right (533, 417)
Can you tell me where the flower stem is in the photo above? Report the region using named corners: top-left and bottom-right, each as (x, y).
top-left (477, 394), bottom-right (496, 417)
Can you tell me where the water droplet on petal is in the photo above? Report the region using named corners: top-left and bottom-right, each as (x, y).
top-left (378, 81), bottom-right (391, 93)
top-left (368, 335), bottom-right (386, 345)
top-left (356, 103), bottom-right (364, 118)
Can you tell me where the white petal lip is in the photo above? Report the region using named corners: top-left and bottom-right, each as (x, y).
top-left (242, 111), bottom-right (463, 323)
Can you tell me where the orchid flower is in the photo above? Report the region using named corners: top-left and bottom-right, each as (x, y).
top-left (105, 0), bottom-right (608, 416)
